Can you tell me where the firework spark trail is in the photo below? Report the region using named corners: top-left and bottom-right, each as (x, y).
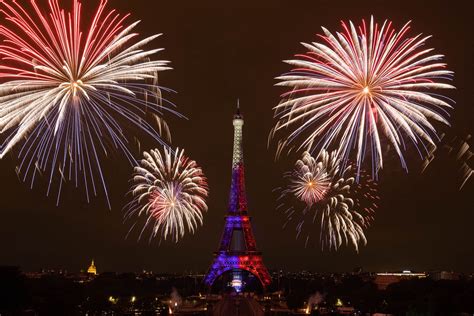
top-left (279, 150), bottom-right (378, 252)
top-left (125, 147), bottom-right (209, 243)
top-left (0, 0), bottom-right (182, 207)
top-left (273, 16), bottom-right (455, 176)
top-left (422, 134), bottom-right (473, 190)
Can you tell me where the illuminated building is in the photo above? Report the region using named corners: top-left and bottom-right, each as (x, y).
top-left (204, 102), bottom-right (271, 292)
top-left (87, 259), bottom-right (97, 275)
top-left (374, 270), bottom-right (426, 290)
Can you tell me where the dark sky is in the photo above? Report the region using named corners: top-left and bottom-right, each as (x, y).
top-left (0, 0), bottom-right (473, 274)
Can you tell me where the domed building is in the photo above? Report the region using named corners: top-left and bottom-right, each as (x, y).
top-left (87, 259), bottom-right (97, 276)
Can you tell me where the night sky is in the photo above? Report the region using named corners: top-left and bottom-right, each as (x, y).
top-left (0, 0), bottom-right (472, 274)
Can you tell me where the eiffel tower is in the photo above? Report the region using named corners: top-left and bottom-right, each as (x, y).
top-left (204, 102), bottom-right (271, 292)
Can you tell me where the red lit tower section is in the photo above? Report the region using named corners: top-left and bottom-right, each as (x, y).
top-left (203, 104), bottom-right (271, 290)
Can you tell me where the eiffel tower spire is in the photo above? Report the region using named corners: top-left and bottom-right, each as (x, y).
top-left (204, 101), bottom-right (271, 291)
top-left (228, 100), bottom-right (247, 214)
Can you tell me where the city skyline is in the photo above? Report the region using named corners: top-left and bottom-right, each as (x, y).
top-left (0, 0), bottom-right (473, 275)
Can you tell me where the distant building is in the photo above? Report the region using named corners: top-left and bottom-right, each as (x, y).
top-left (87, 259), bottom-right (97, 275)
top-left (431, 271), bottom-right (461, 281)
top-left (375, 271), bottom-right (426, 290)
top-left (337, 306), bottom-right (356, 315)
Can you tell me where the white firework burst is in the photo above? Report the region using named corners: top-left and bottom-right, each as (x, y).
top-left (280, 150), bottom-right (377, 252)
top-left (126, 147), bottom-right (209, 243)
top-left (0, 0), bottom-right (182, 206)
top-left (273, 16), bottom-right (455, 176)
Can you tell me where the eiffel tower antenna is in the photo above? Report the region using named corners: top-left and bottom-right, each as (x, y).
top-left (234, 98), bottom-right (242, 119)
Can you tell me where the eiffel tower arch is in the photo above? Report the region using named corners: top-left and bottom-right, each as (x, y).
top-left (204, 102), bottom-right (271, 292)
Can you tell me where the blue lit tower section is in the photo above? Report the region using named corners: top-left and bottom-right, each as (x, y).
top-left (204, 103), bottom-right (271, 291)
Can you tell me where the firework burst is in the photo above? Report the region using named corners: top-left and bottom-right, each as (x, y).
top-left (279, 150), bottom-right (378, 252)
top-left (0, 0), bottom-right (181, 206)
top-left (126, 147), bottom-right (209, 243)
top-left (273, 16), bottom-right (455, 175)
